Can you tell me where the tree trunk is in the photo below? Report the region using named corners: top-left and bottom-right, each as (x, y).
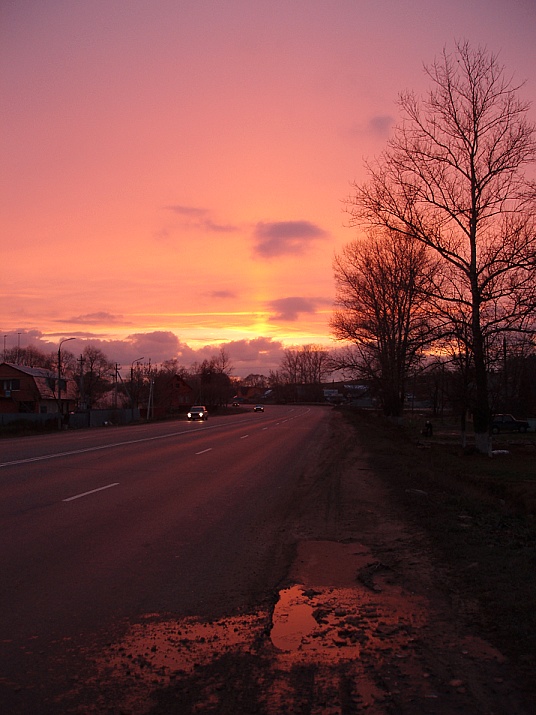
top-left (472, 326), bottom-right (491, 455)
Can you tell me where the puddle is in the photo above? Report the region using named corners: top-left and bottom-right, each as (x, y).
top-left (270, 585), bottom-right (317, 651)
top-left (66, 540), bottom-right (512, 714)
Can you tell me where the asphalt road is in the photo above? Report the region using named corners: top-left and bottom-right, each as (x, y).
top-left (0, 405), bottom-right (331, 713)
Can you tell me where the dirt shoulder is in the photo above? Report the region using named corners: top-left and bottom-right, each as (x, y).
top-left (67, 408), bottom-right (536, 714)
top-left (334, 407), bottom-right (536, 713)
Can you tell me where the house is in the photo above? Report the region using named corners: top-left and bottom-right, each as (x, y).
top-left (147, 373), bottom-right (196, 416)
top-left (233, 385), bottom-right (268, 403)
top-left (0, 362), bottom-right (77, 416)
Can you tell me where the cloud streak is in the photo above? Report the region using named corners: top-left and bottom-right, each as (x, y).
top-left (205, 290), bottom-right (238, 299)
top-left (64, 312), bottom-right (129, 325)
top-left (164, 205), bottom-right (237, 233)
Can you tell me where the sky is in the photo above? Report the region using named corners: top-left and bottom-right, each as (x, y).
top-left (2, 0), bottom-right (535, 377)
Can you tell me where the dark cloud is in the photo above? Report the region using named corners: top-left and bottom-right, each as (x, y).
top-left (349, 115), bottom-right (394, 139)
top-left (15, 331), bottom-right (289, 378)
top-left (267, 297), bottom-right (317, 321)
top-left (17, 330), bottom-right (194, 370)
top-left (123, 331), bottom-right (196, 365)
top-left (218, 337), bottom-right (285, 375)
top-left (253, 221), bottom-right (328, 257)
top-left (266, 296), bottom-right (332, 321)
top-left (369, 114), bottom-right (394, 137)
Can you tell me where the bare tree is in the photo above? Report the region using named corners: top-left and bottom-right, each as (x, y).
top-left (77, 346), bottom-right (115, 408)
top-left (212, 346), bottom-right (234, 376)
top-left (299, 344), bottom-right (332, 385)
top-left (276, 345), bottom-right (331, 402)
top-left (280, 345), bottom-right (331, 385)
top-left (4, 345), bottom-right (54, 369)
top-left (159, 358), bottom-right (189, 378)
top-left (242, 374), bottom-right (268, 388)
top-left (331, 229), bottom-right (437, 417)
top-left (349, 42), bottom-right (536, 452)
top-left (190, 348), bottom-right (234, 406)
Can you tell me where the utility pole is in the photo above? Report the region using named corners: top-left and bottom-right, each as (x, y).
top-left (147, 378), bottom-right (154, 421)
top-left (77, 355), bottom-right (85, 411)
top-left (57, 338), bottom-right (75, 429)
top-left (130, 357), bottom-right (144, 422)
top-left (114, 363), bottom-right (120, 409)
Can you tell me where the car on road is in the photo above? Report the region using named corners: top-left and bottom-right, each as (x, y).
top-left (491, 413), bottom-right (529, 434)
top-left (253, 405), bottom-right (264, 412)
top-left (187, 405), bottom-right (208, 421)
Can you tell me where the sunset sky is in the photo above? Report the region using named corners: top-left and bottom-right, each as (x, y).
top-left (2, 0), bottom-right (535, 377)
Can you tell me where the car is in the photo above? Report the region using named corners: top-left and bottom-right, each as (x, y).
top-left (491, 413), bottom-right (529, 434)
top-left (187, 405), bottom-right (208, 421)
top-left (253, 404), bottom-right (264, 412)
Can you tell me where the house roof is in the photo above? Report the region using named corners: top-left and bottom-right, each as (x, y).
top-left (0, 362), bottom-right (77, 400)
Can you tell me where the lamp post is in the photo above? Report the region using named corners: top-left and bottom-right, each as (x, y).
top-left (130, 357), bottom-right (144, 421)
top-left (58, 337), bottom-right (75, 428)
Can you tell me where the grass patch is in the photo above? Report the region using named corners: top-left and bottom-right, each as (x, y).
top-left (339, 407), bottom-right (536, 689)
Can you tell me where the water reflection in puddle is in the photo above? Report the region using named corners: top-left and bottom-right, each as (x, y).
top-left (270, 585), bottom-right (317, 651)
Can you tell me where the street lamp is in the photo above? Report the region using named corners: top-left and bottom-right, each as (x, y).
top-left (130, 357), bottom-right (144, 420)
top-left (57, 337), bottom-right (75, 428)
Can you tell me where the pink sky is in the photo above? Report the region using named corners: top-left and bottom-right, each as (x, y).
top-left (2, 0), bottom-right (535, 376)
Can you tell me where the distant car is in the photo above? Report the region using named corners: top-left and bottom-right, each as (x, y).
top-left (187, 405), bottom-right (208, 421)
top-left (232, 402), bottom-right (240, 407)
top-left (491, 413), bottom-right (529, 434)
top-left (253, 404), bottom-right (264, 412)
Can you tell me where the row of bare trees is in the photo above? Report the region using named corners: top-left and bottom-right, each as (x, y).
top-left (332, 42), bottom-right (536, 453)
top-left (4, 345), bottom-right (235, 411)
top-left (267, 345), bottom-right (331, 402)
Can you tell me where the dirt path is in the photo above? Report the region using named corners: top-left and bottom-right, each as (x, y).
top-left (67, 413), bottom-right (531, 714)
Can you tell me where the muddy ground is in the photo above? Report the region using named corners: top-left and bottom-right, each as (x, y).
top-left (67, 408), bottom-right (535, 714)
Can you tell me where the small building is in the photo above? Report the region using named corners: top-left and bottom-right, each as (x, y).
top-left (233, 385), bottom-right (268, 403)
top-left (147, 373), bottom-right (196, 416)
top-left (0, 362), bottom-right (76, 416)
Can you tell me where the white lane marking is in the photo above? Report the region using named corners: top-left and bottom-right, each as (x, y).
top-left (240, 435), bottom-right (249, 439)
top-left (196, 448), bottom-right (213, 455)
top-left (0, 424), bottom-right (223, 467)
top-left (0, 408), bottom-right (314, 469)
top-left (63, 482), bottom-right (119, 502)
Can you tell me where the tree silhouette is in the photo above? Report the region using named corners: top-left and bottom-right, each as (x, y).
top-left (331, 229), bottom-right (437, 417)
top-left (349, 42), bottom-right (536, 452)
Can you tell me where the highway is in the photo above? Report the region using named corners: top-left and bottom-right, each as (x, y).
top-left (0, 404), bottom-right (331, 712)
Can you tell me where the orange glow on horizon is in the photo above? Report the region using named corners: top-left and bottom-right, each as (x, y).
top-left (2, 2), bottom-right (534, 374)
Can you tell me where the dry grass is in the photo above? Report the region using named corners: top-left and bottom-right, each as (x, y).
top-left (339, 406), bottom-right (536, 691)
